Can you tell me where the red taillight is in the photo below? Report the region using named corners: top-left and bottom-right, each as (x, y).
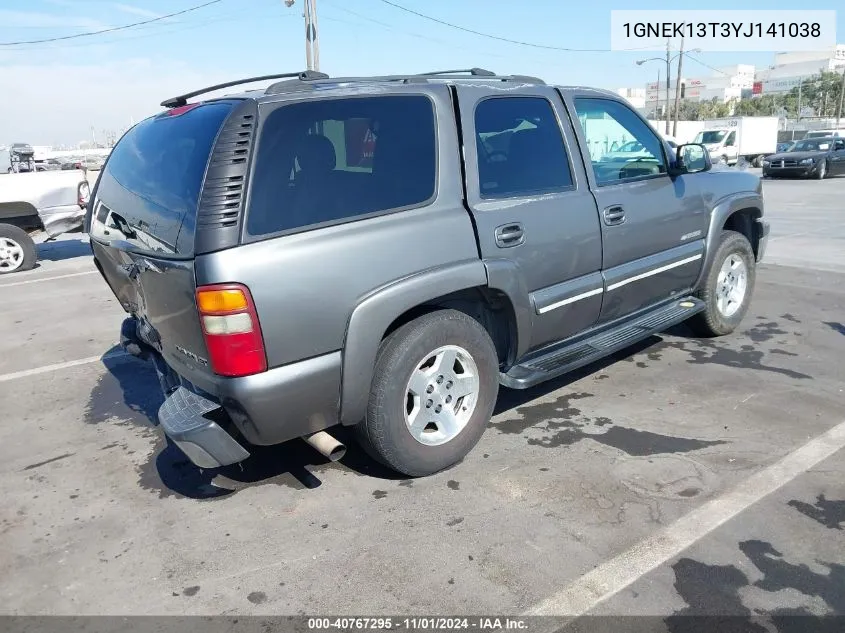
top-left (196, 283), bottom-right (267, 377)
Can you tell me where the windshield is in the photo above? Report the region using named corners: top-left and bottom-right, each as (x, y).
top-left (791, 140), bottom-right (830, 152)
top-left (694, 130), bottom-right (727, 144)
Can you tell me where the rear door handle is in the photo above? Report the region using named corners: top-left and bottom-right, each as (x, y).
top-left (603, 206), bottom-right (626, 226)
top-left (494, 223), bottom-right (525, 248)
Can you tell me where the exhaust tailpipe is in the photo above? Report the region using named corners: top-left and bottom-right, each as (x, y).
top-left (303, 431), bottom-right (346, 462)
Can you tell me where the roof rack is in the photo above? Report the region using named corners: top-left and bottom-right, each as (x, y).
top-left (160, 70), bottom-right (329, 108)
top-left (287, 69), bottom-right (545, 86)
top-left (418, 68), bottom-right (497, 77)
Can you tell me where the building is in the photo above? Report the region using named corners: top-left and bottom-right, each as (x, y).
top-left (637, 63), bottom-right (755, 116)
top-left (615, 87), bottom-right (646, 109)
top-left (753, 45), bottom-right (845, 96)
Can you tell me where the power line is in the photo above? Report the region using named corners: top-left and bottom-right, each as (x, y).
top-left (0, 0), bottom-right (223, 46)
top-left (323, 2), bottom-right (511, 59)
top-left (376, 0), bottom-right (651, 52)
top-left (1, 12), bottom-right (295, 52)
top-left (685, 54), bottom-right (732, 77)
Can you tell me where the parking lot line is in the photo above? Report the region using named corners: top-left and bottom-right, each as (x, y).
top-left (0, 270), bottom-right (97, 289)
top-left (0, 351), bottom-right (129, 383)
top-left (523, 419), bottom-right (845, 618)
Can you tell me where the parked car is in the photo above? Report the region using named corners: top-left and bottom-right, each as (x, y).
top-left (761, 136), bottom-right (845, 180)
top-left (87, 68), bottom-right (769, 477)
top-left (601, 136), bottom-right (677, 163)
top-left (0, 170), bottom-right (90, 272)
top-left (804, 129), bottom-right (845, 139)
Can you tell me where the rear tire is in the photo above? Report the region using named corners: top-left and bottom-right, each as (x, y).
top-left (688, 230), bottom-right (755, 337)
top-left (356, 309), bottom-right (499, 477)
top-left (0, 224), bottom-right (36, 274)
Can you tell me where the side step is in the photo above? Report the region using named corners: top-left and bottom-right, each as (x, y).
top-left (501, 297), bottom-right (705, 389)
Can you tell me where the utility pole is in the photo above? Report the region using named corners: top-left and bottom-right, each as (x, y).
top-left (664, 38), bottom-right (671, 135)
top-left (836, 65), bottom-right (845, 127)
top-left (797, 78), bottom-right (803, 119)
top-left (655, 68), bottom-right (661, 119)
top-left (310, 0), bottom-right (320, 72)
top-left (286, 0), bottom-right (319, 72)
top-left (672, 37), bottom-right (684, 138)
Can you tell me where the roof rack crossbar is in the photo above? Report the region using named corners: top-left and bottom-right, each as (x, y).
top-left (418, 68), bottom-right (497, 77)
top-left (160, 70), bottom-right (329, 108)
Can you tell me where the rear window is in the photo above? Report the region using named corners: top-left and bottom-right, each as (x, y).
top-left (246, 95), bottom-right (436, 237)
top-left (93, 101), bottom-right (234, 256)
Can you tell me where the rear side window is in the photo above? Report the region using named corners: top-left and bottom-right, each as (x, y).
top-left (93, 101), bottom-right (234, 255)
top-left (247, 95), bottom-right (436, 237)
top-left (474, 97), bottom-right (573, 198)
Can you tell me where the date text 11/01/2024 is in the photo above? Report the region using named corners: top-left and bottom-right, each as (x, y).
top-left (307, 618), bottom-right (528, 630)
top-left (623, 22), bottom-right (821, 39)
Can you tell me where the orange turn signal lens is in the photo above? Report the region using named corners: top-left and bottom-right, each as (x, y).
top-left (196, 288), bottom-right (248, 313)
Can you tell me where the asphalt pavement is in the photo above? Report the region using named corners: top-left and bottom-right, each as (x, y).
top-left (0, 172), bottom-right (842, 629)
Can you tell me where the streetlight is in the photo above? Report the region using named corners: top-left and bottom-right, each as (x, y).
top-left (637, 46), bottom-right (701, 136)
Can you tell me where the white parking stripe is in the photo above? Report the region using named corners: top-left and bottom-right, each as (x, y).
top-left (0, 351), bottom-right (130, 384)
top-left (523, 419), bottom-right (845, 618)
top-left (0, 270), bottom-right (97, 288)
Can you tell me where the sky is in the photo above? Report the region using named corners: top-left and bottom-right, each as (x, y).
top-left (0, 0), bottom-right (843, 146)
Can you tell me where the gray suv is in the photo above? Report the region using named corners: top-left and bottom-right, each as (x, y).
top-left (86, 69), bottom-right (769, 477)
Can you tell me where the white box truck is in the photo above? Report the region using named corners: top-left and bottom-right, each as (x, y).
top-left (693, 117), bottom-right (779, 167)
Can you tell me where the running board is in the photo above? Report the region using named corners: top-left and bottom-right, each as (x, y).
top-left (501, 297), bottom-right (705, 389)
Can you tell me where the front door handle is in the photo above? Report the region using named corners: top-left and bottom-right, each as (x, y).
top-left (494, 223), bottom-right (525, 248)
top-left (603, 206), bottom-right (626, 226)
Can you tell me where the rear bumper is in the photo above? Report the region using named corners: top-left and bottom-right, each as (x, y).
top-left (121, 317), bottom-right (341, 467)
top-left (157, 386), bottom-right (250, 468)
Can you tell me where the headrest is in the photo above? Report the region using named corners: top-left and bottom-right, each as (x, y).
top-left (297, 135), bottom-right (336, 172)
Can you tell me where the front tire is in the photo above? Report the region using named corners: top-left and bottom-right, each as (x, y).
top-left (688, 230), bottom-right (756, 337)
top-left (357, 309), bottom-right (499, 477)
top-left (815, 160), bottom-right (828, 180)
top-left (0, 224), bottom-right (36, 274)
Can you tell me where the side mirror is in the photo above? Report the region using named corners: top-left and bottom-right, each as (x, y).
top-left (671, 143), bottom-right (711, 176)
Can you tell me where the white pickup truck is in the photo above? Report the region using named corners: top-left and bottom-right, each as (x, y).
top-left (0, 170), bottom-right (90, 273)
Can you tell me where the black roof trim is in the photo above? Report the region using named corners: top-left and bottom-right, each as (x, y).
top-left (160, 70), bottom-right (329, 108)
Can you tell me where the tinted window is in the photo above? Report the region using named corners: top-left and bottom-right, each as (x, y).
top-left (247, 96), bottom-right (436, 236)
top-left (574, 98), bottom-right (666, 185)
top-left (474, 97), bottom-right (572, 197)
top-left (94, 102), bottom-right (233, 255)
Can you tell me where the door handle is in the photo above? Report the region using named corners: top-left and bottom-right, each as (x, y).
top-left (494, 223), bottom-right (525, 248)
top-left (603, 206), bottom-right (626, 226)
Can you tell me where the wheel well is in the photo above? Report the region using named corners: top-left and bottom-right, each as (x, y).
top-left (0, 202), bottom-right (43, 233)
top-left (723, 208), bottom-right (762, 259)
top-left (383, 287), bottom-right (517, 369)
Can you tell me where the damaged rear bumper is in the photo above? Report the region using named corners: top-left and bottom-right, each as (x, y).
top-left (157, 385), bottom-right (250, 469)
top-left (119, 318), bottom-right (250, 469)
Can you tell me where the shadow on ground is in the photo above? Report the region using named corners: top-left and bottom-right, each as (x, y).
top-left (86, 349), bottom-right (403, 500)
top-left (85, 310), bottom-right (812, 499)
top-left (665, 533), bottom-right (845, 633)
top-left (37, 236), bottom-right (91, 263)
